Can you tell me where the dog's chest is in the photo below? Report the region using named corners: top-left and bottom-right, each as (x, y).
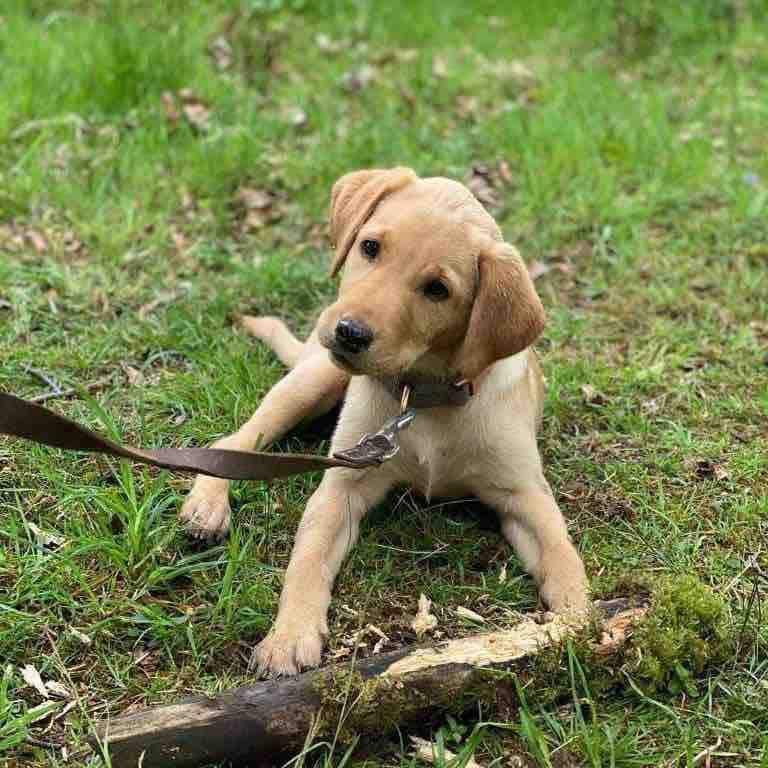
top-left (396, 412), bottom-right (473, 498)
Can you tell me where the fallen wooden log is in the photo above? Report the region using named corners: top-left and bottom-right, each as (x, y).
top-left (94, 599), bottom-right (645, 767)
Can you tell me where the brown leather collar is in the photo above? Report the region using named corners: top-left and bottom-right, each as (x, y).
top-left (379, 375), bottom-right (473, 409)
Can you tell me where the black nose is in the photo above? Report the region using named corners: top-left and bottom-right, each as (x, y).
top-left (335, 318), bottom-right (373, 353)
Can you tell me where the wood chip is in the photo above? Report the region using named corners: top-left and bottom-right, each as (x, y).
top-left (45, 680), bottom-right (72, 700)
top-left (411, 593), bottom-right (438, 638)
top-left (27, 522), bottom-right (65, 549)
top-left (456, 606), bottom-right (487, 624)
top-left (410, 736), bottom-right (485, 768)
top-left (68, 628), bottom-right (92, 646)
top-left (20, 665), bottom-right (48, 698)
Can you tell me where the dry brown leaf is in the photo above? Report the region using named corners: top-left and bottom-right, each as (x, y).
top-left (45, 680), bottom-right (72, 700)
top-left (208, 35), bottom-right (233, 71)
top-left (160, 91), bottom-right (180, 126)
top-left (411, 593), bottom-right (438, 638)
top-left (498, 159), bottom-right (513, 185)
top-left (28, 522), bottom-right (65, 549)
top-left (238, 186), bottom-right (274, 210)
top-left (456, 95), bottom-right (479, 119)
top-left (581, 384), bottom-right (608, 406)
top-left (26, 229), bottom-right (48, 254)
top-left (693, 459), bottom-right (729, 482)
top-left (123, 365), bottom-right (145, 387)
top-left (68, 627), bottom-right (92, 646)
top-left (467, 164), bottom-right (500, 210)
top-left (20, 665), bottom-right (48, 698)
top-left (179, 89), bottom-right (211, 132)
top-left (341, 65), bottom-right (377, 92)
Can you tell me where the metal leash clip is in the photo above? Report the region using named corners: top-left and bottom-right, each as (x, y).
top-left (332, 385), bottom-right (415, 468)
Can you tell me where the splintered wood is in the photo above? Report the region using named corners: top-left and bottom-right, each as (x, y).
top-left (95, 599), bottom-right (646, 768)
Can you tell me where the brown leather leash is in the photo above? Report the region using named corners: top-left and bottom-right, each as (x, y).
top-left (0, 391), bottom-right (409, 481)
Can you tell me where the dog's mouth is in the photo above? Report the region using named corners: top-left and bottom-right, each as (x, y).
top-left (321, 336), bottom-right (364, 373)
top-left (329, 347), bottom-right (361, 372)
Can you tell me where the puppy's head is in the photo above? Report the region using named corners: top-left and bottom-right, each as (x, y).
top-left (318, 168), bottom-right (545, 381)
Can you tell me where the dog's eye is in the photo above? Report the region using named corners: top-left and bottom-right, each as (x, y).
top-left (423, 279), bottom-right (450, 301)
top-left (360, 239), bottom-right (380, 260)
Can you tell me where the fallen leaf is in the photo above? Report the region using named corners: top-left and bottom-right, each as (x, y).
top-left (315, 33), bottom-right (346, 54)
top-left (341, 64), bottom-right (377, 92)
top-left (498, 159), bottom-right (513, 185)
top-left (208, 35), bottom-right (233, 71)
top-left (466, 164), bottom-right (500, 210)
top-left (236, 186), bottom-right (280, 232)
top-left (410, 736), bottom-right (485, 768)
top-left (581, 384), bottom-right (608, 406)
top-left (26, 229), bottom-right (48, 254)
top-left (282, 105), bottom-right (307, 128)
top-left (238, 186), bottom-right (274, 210)
top-left (27, 522), bottom-right (65, 549)
top-left (528, 261), bottom-right (551, 281)
top-left (160, 91), bottom-right (180, 126)
top-left (411, 593), bottom-right (438, 638)
top-left (693, 460), bottom-right (729, 482)
top-left (20, 665), bottom-right (48, 698)
top-left (456, 606), bottom-right (487, 624)
top-left (68, 628), bottom-right (92, 646)
top-left (432, 55), bottom-right (448, 78)
top-left (45, 681), bottom-right (72, 700)
top-left (123, 364), bottom-right (145, 387)
top-left (61, 230), bottom-right (84, 255)
top-left (178, 89), bottom-right (211, 132)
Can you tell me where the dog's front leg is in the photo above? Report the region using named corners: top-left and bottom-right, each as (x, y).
top-left (253, 467), bottom-right (393, 677)
top-left (477, 482), bottom-right (589, 614)
top-left (180, 353), bottom-right (347, 541)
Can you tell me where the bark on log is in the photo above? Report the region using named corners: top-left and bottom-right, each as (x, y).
top-left (94, 599), bottom-right (645, 767)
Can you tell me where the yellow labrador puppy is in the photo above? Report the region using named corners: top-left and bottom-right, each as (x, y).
top-left (180, 167), bottom-right (589, 676)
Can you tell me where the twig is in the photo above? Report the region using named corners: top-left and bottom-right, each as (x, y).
top-left (23, 735), bottom-right (62, 750)
top-left (24, 366), bottom-right (63, 395)
top-left (11, 113), bottom-right (87, 140)
top-left (29, 375), bottom-right (114, 404)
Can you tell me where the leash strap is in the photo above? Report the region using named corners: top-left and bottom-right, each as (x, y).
top-left (0, 391), bottom-right (389, 481)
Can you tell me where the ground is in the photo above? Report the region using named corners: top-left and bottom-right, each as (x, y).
top-left (1, 0), bottom-right (767, 765)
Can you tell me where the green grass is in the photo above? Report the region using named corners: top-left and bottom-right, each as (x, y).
top-left (1, 0), bottom-right (767, 765)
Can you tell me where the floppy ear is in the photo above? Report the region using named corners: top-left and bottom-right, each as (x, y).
top-left (453, 241), bottom-right (546, 380)
top-left (328, 167), bottom-right (418, 276)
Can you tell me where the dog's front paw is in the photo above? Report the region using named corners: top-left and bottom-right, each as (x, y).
top-left (251, 617), bottom-right (327, 677)
top-left (179, 480), bottom-right (231, 542)
top-left (541, 579), bottom-right (590, 616)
